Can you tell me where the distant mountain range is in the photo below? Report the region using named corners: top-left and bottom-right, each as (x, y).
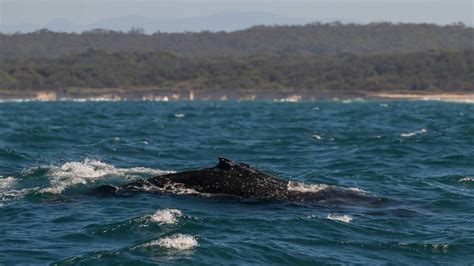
top-left (0, 12), bottom-right (317, 33)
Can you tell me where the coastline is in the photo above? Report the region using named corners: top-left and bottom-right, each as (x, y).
top-left (368, 92), bottom-right (474, 103)
top-left (0, 88), bottom-right (473, 103)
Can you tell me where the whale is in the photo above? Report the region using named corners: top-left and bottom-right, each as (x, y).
top-left (95, 157), bottom-right (387, 205)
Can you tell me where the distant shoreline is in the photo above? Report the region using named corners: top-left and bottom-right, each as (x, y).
top-left (1, 89), bottom-right (473, 103)
top-left (367, 92), bottom-right (474, 103)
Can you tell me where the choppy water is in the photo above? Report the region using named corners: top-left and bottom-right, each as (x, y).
top-left (0, 101), bottom-right (473, 264)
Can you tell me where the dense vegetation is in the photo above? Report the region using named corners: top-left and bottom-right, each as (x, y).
top-left (1, 49), bottom-right (472, 92)
top-left (0, 22), bottom-right (472, 60)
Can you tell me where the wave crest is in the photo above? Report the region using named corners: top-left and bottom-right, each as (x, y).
top-left (40, 159), bottom-right (172, 194)
top-left (327, 214), bottom-right (353, 223)
top-left (400, 128), bottom-right (427, 137)
top-left (135, 234), bottom-right (198, 250)
top-left (287, 181), bottom-right (366, 194)
top-left (149, 209), bottom-right (183, 225)
top-left (459, 177), bottom-right (474, 182)
top-left (0, 176), bottom-right (17, 190)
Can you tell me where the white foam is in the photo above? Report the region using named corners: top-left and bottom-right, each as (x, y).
top-left (40, 159), bottom-right (172, 194)
top-left (0, 98), bottom-right (37, 103)
top-left (327, 214), bottom-right (353, 223)
top-left (137, 234), bottom-right (198, 250)
top-left (0, 188), bottom-right (34, 204)
top-left (312, 134), bottom-right (322, 140)
top-left (0, 173), bottom-right (35, 204)
top-left (342, 98), bottom-right (365, 104)
top-left (429, 243), bottom-right (449, 253)
top-left (149, 209), bottom-right (183, 224)
top-left (0, 177), bottom-right (16, 190)
top-left (459, 177), bottom-right (474, 182)
top-left (154, 181), bottom-right (201, 195)
top-left (399, 242), bottom-right (449, 253)
top-left (287, 181), bottom-right (367, 195)
top-left (400, 128), bottom-right (427, 137)
top-left (174, 113), bottom-right (185, 118)
top-left (273, 95), bottom-right (301, 102)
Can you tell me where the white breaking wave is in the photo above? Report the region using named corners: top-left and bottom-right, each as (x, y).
top-left (342, 98), bottom-right (365, 104)
top-left (0, 98), bottom-right (38, 103)
top-left (136, 234), bottom-right (198, 250)
top-left (273, 95), bottom-right (302, 102)
top-left (0, 176), bottom-right (37, 206)
top-left (459, 177), bottom-right (474, 182)
top-left (149, 209), bottom-right (183, 225)
top-left (287, 181), bottom-right (366, 194)
top-left (0, 177), bottom-right (16, 190)
top-left (400, 128), bottom-right (427, 137)
top-left (174, 113), bottom-right (185, 118)
top-left (40, 159), bottom-right (173, 194)
top-left (0, 188), bottom-right (33, 206)
top-left (327, 214), bottom-right (353, 223)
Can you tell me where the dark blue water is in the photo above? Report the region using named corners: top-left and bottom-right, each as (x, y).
top-left (0, 101), bottom-right (473, 264)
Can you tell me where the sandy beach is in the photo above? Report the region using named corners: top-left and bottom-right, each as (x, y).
top-left (370, 92), bottom-right (474, 103)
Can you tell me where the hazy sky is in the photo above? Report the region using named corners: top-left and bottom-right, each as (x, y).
top-left (1, 0), bottom-right (473, 26)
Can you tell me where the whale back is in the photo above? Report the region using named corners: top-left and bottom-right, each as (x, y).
top-left (147, 157), bottom-right (289, 199)
top-left (215, 157), bottom-right (255, 171)
top-left (109, 157), bottom-right (388, 205)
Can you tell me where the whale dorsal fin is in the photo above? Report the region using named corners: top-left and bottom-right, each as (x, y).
top-left (216, 157), bottom-right (254, 171)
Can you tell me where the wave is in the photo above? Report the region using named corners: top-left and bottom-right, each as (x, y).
top-left (0, 176), bottom-right (29, 206)
top-left (0, 176), bottom-right (16, 190)
top-left (459, 177), bottom-right (474, 182)
top-left (398, 242), bottom-right (450, 253)
top-left (39, 159), bottom-right (173, 194)
top-left (134, 234), bottom-right (198, 250)
top-left (0, 98), bottom-right (38, 103)
top-left (287, 181), bottom-right (366, 194)
top-left (341, 98), bottom-right (365, 104)
top-left (400, 128), bottom-right (427, 137)
top-left (327, 214), bottom-right (353, 223)
top-left (149, 209), bottom-right (183, 225)
top-left (0, 188), bottom-right (33, 206)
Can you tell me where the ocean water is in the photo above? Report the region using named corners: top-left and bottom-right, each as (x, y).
top-left (0, 100), bottom-right (473, 264)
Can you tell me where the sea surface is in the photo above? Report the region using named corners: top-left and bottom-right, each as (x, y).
top-left (0, 100), bottom-right (473, 265)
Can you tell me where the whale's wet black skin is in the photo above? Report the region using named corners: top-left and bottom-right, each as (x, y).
top-left (97, 157), bottom-right (386, 205)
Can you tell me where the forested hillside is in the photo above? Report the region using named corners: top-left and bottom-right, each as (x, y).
top-left (0, 22), bottom-right (472, 60)
top-left (1, 49), bottom-right (472, 92)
